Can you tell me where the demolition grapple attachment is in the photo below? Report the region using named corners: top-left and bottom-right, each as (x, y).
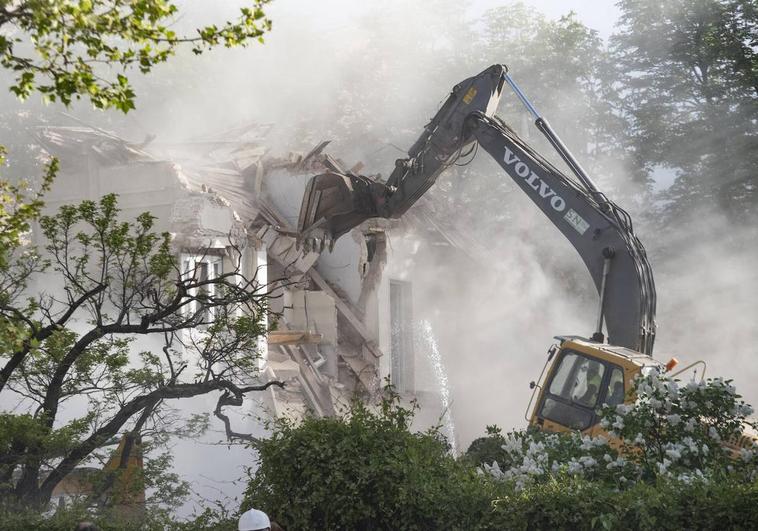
top-left (297, 64), bottom-right (507, 250)
top-left (296, 171), bottom-right (388, 252)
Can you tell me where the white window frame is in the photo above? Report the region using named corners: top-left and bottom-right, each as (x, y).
top-left (181, 253), bottom-right (224, 323)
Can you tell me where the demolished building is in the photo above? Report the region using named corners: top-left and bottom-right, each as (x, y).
top-left (33, 120), bottom-right (462, 431)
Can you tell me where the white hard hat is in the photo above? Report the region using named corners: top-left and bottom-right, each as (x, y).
top-left (238, 508), bottom-right (271, 531)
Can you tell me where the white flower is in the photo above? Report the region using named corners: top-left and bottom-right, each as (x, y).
top-left (579, 456), bottom-right (597, 468)
top-left (684, 418), bottom-right (696, 432)
top-left (633, 433), bottom-right (645, 445)
top-left (616, 404), bottom-right (631, 416)
top-left (483, 461), bottom-right (504, 479)
top-left (502, 435), bottom-right (522, 455)
top-left (657, 458), bottom-right (672, 475)
top-left (567, 459), bottom-right (583, 475)
top-left (682, 437), bottom-right (699, 455)
top-left (666, 413), bottom-right (681, 426)
top-left (665, 447), bottom-right (682, 461)
top-left (708, 426), bottom-right (721, 441)
top-left (612, 416), bottom-right (625, 430)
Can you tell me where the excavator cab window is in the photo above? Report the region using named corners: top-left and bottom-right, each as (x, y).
top-left (538, 350), bottom-right (621, 431)
top-left (604, 367), bottom-right (626, 407)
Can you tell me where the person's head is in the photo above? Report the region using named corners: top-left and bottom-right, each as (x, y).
top-left (612, 381), bottom-right (624, 398)
top-left (239, 508), bottom-right (271, 531)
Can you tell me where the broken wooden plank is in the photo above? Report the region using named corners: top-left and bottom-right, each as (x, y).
top-left (340, 351), bottom-right (378, 393)
top-left (268, 330), bottom-right (323, 345)
top-left (281, 343), bottom-right (336, 417)
top-left (257, 197), bottom-right (384, 360)
top-left (307, 268), bottom-right (382, 359)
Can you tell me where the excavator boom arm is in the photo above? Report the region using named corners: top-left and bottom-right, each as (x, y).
top-left (297, 65), bottom-right (656, 354)
top-left (468, 113), bottom-right (656, 353)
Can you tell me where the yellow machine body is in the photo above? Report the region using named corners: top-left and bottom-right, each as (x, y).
top-left (528, 337), bottom-right (662, 436)
top-left (528, 337), bottom-right (758, 457)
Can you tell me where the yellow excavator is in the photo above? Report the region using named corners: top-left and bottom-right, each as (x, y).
top-left (294, 64), bottom-right (697, 436)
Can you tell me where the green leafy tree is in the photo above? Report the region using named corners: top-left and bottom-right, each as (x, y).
top-left (0, 0), bottom-right (277, 513)
top-left (612, 0), bottom-right (758, 219)
top-left (477, 3), bottom-right (639, 185)
top-left (0, 194), bottom-right (279, 510)
top-left (0, 0), bottom-right (272, 112)
top-left (246, 373), bottom-right (758, 529)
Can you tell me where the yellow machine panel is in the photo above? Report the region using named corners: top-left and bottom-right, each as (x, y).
top-left (528, 337), bottom-right (662, 435)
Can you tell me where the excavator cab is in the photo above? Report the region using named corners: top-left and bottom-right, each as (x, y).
top-left (527, 337), bottom-right (663, 435)
top-left (528, 339), bottom-right (758, 458)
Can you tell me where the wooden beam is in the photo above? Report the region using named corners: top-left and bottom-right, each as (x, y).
top-left (307, 269), bottom-right (383, 359)
top-left (256, 197), bottom-right (384, 360)
top-left (267, 330), bottom-right (323, 345)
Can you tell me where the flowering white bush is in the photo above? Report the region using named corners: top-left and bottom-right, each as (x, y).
top-left (478, 430), bottom-right (635, 490)
top-left (479, 373), bottom-right (758, 489)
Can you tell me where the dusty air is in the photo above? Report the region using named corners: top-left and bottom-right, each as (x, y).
top-left (1, 1), bottom-right (757, 529)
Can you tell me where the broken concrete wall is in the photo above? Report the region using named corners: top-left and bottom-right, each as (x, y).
top-left (25, 120), bottom-right (464, 512)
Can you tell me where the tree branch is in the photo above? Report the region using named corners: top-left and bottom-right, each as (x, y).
top-left (214, 381), bottom-right (286, 443)
top-left (36, 379), bottom-right (284, 504)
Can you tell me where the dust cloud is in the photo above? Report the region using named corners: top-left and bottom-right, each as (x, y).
top-left (1, 0), bottom-right (756, 510)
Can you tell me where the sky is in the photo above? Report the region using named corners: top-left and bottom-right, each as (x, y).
top-left (471, 0), bottom-right (621, 37)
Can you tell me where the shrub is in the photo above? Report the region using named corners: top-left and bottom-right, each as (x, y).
top-left (477, 373), bottom-right (758, 490)
top-left (482, 477), bottom-right (758, 530)
top-left (0, 504), bottom-right (235, 531)
top-left (243, 390), bottom-right (495, 530)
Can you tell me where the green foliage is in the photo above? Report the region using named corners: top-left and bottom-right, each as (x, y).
top-left (0, 502), bottom-right (173, 530)
top-left (612, 0), bottom-right (758, 218)
top-left (599, 374), bottom-right (758, 482)
top-left (0, 150), bottom-right (56, 267)
top-left (0, 501), bottom-right (245, 530)
top-left (0, 193), bottom-right (270, 510)
top-left (482, 477), bottom-right (758, 531)
top-left (0, 0), bottom-right (273, 112)
top-left (461, 425), bottom-right (509, 468)
top-left (244, 387), bottom-right (495, 530)
top-left (244, 373), bottom-right (758, 529)
top-left (475, 373), bottom-right (758, 491)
